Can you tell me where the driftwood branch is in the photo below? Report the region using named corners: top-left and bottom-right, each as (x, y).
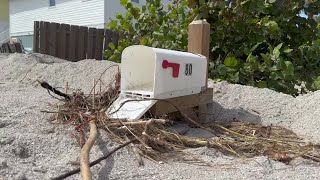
top-left (80, 121), bottom-right (97, 180)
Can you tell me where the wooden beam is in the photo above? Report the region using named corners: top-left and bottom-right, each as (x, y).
top-left (149, 88), bottom-right (213, 116)
top-left (187, 19), bottom-right (211, 122)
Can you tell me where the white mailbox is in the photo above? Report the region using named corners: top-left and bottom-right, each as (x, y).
top-left (107, 45), bottom-right (207, 120)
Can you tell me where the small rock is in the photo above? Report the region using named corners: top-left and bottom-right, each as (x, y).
top-left (12, 145), bottom-right (29, 159)
top-left (41, 128), bottom-right (55, 134)
top-left (32, 166), bottom-right (47, 173)
top-left (0, 122), bottom-right (8, 128)
top-left (0, 137), bottom-right (15, 145)
top-left (14, 172), bottom-right (27, 180)
top-left (0, 158), bottom-right (8, 169)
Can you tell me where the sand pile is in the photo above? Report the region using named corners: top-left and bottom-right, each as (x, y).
top-left (1, 53), bottom-right (320, 180)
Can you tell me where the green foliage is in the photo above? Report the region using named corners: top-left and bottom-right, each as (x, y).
top-left (104, 0), bottom-right (192, 63)
top-left (105, 0), bottom-right (320, 96)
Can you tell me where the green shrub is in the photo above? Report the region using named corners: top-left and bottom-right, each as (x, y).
top-left (105, 0), bottom-right (320, 96)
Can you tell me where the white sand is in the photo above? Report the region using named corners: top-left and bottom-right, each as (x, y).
top-left (1, 53), bottom-right (320, 180)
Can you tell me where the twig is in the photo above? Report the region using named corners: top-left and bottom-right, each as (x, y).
top-left (108, 119), bottom-right (168, 127)
top-left (20, 62), bottom-right (39, 82)
top-left (142, 119), bottom-right (155, 147)
top-left (92, 79), bottom-right (96, 110)
top-left (65, 82), bottom-right (69, 95)
top-left (51, 139), bottom-right (137, 180)
top-left (80, 120), bottom-right (97, 180)
top-left (40, 110), bottom-right (62, 113)
top-left (88, 65), bottom-right (119, 95)
top-left (125, 136), bottom-right (144, 166)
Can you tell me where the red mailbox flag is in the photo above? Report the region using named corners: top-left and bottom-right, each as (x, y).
top-left (162, 60), bottom-right (180, 78)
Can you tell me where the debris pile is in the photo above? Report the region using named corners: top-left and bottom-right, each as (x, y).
top-left (39, 67), bottom-right (320, 179)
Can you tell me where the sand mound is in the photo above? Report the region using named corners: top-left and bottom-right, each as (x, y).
top-left (0, 53), bottom-right (119, 92)
top-left (1, 53), bottom-right (320, 180)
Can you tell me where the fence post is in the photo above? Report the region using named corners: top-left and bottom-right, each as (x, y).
top-left (33, 21), bottom-right (40, 53)
top-left (187, 19), bottom-right (211, 121)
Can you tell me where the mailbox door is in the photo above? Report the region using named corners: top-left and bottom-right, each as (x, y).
top-left (153, 49), bottom-right (207, 99)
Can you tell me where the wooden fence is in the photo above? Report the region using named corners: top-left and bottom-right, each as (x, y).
top-left (33, 21), bottom-right (120, 61)
top-left (0, 41), bottom-right (23, 53)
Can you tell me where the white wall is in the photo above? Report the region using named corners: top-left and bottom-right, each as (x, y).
top-left (10, 0), bottom-right (105, 36)
top-left (0, 0), bottom-right (10, 44)
top-left (104, 0), bottom-right (172, 24)
top-left (0, 21), bottom-right (10, 44)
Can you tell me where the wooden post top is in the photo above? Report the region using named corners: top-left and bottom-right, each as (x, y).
top-left (188, 19), bottom-right (211, 89)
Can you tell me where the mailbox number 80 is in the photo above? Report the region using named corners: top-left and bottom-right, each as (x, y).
top-left (185, 64), bottom-right (192, 76)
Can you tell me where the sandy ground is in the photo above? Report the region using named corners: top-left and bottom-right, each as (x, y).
top-left (1, 53), bottom-right (320, 180)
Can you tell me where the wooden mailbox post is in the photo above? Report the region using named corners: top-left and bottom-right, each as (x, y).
top-left (150, 19), bottom-right (213, 122)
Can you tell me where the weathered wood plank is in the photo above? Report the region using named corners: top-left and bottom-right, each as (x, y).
top-left (14, 43), bottom-right (23, 53)
top-left (188, 20), bottom-right (211, 122)
top-left (58, 24), bottom-right (69, 59)
top-left (39, 21), bottom-right (46, 54)
top-left (104, 29), bottom-right (113, 51)
top-left (94, 29), bottom-right (104, 60)
top-left (69, 25), bottom-right (79, 61)
top-left (44, 22), bottom-right (50, 54)
top-left (9, 43), bottom-right (16, 53)
top-left (48, 23), bottom-right (59, 57)
top-left (33, 21), bottom-right (40, 53)
top-left (111, 31), bottom-right (119, 47)
top-left (78, 26), bottom-right (88, 60)
top-left (87, 28), bottom-right (96, 59)
top-left (65, 24), bottom-right (71, 60)
top-left (150, 88), bottom-right (213, 116)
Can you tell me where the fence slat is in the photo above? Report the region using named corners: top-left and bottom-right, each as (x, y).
top-left (95, 29), bottom-right (105, 60)
top-left (104, 29), bottom-right (113, 51)
top-left (44, 22), bottom-right (50, 54)
top-left (9, 44), bottom-right (16, 53)
top-left (33, 21), bottom-right (40, 53)
top-left (65, 25), bottom-right (71, 60)
top-left (87, 28), bottom-right (96, 59)
top-left (69, 25), bottom-right (79, 61)
top-left (78, 26), bottom-right (88, 60)
top-left (39, 21), bottom-right (46, 54)
top-left (36, 21), bottom-right (118, 61)
top-left (48, 23), bottom-right (59, 57)
top-left (14, 43), bottom-right (23, 53)
top-left (111, 31), bottom-right (119, 48)
top-left (58, 24), bottom-right (69, 59)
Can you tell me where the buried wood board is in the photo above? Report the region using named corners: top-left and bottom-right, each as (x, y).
top-left (149, 88), bottom-right (213, 116)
